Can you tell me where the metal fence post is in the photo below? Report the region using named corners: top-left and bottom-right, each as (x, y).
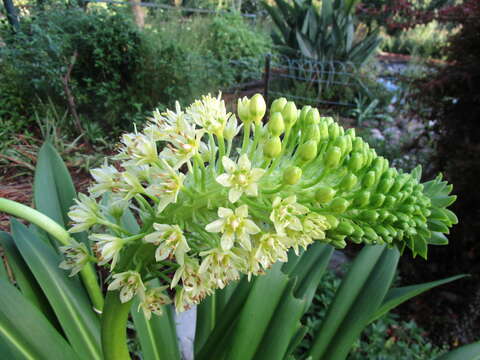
top-left (264, 54), bottom-right (271, 105)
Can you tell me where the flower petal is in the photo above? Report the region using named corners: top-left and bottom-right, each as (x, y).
top-left (229, 188), bottom-right (243, 203)
top-left (222, 156), bottom-right (237, 173)
top-left (205, 219), bottom-right (224, 233)
top-left (238, 154), bottom-right (251, 170)
top-left (216, 173), bottom-right (232, 187)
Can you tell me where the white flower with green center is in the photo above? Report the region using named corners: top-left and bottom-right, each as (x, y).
top-left (216, 155), bottom-right (265, 203)
top-left (145, 164), bottom-right (185, 214)
top-left (117, 133), bottom-right (158, 165)
top-left (68, 193), bottom-right (102, 233)
top-left (144, 224), bottom-right (190, 265)
top-left (302, 212), bottom-right (330, 240)
top-left (187, 93), bottom-right (230, 136)
top-left (108, 271), bottom-right (146, 303)
top-left (205, 205), bottom-right (261, 251)
top-left (254, 233), bottom-right (289, 270)
top-left (138, 286), bottom-right (172, 320)
top-left (59, 243), bottom-right (90, 276)
top-left (199, 248), bottom-right (243, 289)
top-left (90, 233), bottom-right (125, 269)
top-left (89, 164), bottom-right (122, 198)
top-left (270, 195), bottom-right (309, 236)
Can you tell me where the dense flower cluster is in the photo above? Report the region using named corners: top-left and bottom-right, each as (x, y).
top-left (60, 93), bottom-right (457, 316)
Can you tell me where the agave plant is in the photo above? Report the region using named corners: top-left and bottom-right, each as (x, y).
top-left (0, 93), bottom-right (479, 360)
top-left (264, 0), bottom-right (381, 65)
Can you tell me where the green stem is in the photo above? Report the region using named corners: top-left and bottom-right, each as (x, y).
top-left (241, 121), bottom-right (251, 154)
top-left (217, 135), bottom-right (226, 172)
top-left (0, 198), bottom-right (104, 311)
top-left (101, 291), bottom-right (132, 360)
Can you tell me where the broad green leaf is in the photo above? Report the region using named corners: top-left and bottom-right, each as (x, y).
top-left (195, 277), bottom-right (254, 359)
top-left (11, 219), bottom-right (102, 360)
top-left (370, 274), bottom-right (467, 323)
top-left (195, 293), bottom-right (216, 352)
top-left (0, 231), bottom-right (58, 327)
top-left (253, 278), bottom-right (305, 360)
top-left (33, 141), bottom-right (76, 228)
top-left (0, 279), bottom-right (79, 360)
top-left (308, 245), bottom-right (399, 360)
top-left (225, 262), bottom-right (290, 360)
top-left (132, 291), bottom-right (180, 360)
top-left (436, 341), bottom-right (480, 360)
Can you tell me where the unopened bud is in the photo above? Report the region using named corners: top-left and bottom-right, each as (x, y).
top-left (315, 186), bottom-right (335, 204)
top-left (328, 123), bottom-right (340, 139)
top-left (362, 171), bottom-right (376, 188)
top-left (250, 94), bottom-right (266, 124)
top-left (370, 193), bottom-right (386, 207)
top-left (348, 152), bottom-right (364, 172)
top-left (282, 101), bottom-right (298, 128)
top-left (353, 190), bottom-right (370, 207)
top-left (339, 173), bottom-right (357, 191)
top-left (298, 105), bottom-right (312, 126)
top-left (298, 140), bottom-right (317, 162)
top-left (305, 108), bottom-right (320, 126)
top-left (264, 136), bottom-right (282, 158)
top-left (361, 210), bottom-right (379, 222)
top-left (334, 136), bottom-right (348, 154)
top-left (378, 178), bottom-right (394, 193)
top-left (336, 220), bottom-right (355, 235)
top-left (325, 146), bottom-right (342, 168)
top-left (270, 97), bottom-right (287, 115)
top-left (304, 124), bottom-right (320, 142)
top-left (237, 97), bottom-right (251, 123)
top-left (319, 121), bottom-right (329, 139)
top-left (330, 198), bottom-right (349, 213)
top-left (268, 112), bottom-right (285, 136)
top-left (283, 166), bottom-right (302, 185)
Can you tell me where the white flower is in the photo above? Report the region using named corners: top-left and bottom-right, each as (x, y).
top-left (138, 286), bottom-right (172, 320)
top-left (90, 233), bottom-right (125, 269)
top-left (216, 155), bottom-right (265, 203)
top-left (117, 133), bottom-right (158, 165)
top-left (205, 205), bottom-right (260, 251)
top-left (198, 248), bottom-right (243, 289)
top-left (145, 164), bottom-right (185, 214)
top-left (144, 224), bottom-right (190, 265)
top-left (68, 193), bottom-right (102, 233)
top-left (89, 164), bottom-right (122, 198)
top-left (187, 93), bottom-right (230, 136)
top-left (223, 115), bottom-right (242, 141)
top-left (59, 243), bottom-right (90, 276)
top-left (254, 233), bottom-right (289, 269)
top-left (108, 271), bottom-right (146, 303)
top-left (269, 196), bottom-right (309, 236)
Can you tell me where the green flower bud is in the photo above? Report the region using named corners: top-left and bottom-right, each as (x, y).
top-left (352, 223), bottom-right (365, 238)
top-left (362, 171), bottom-right (376, 188)
top-left (250, 93), bottom-right (266, 124)
top-left (270, 97), bottom-right (287, 115)
top-left (283, 166), bottom-right (302, 185)
top-left (374, 224), bottom-right (389, 239)
top-left (322, 116), bottom-right (334, 125)
top-left (339, 173), bottom-right (357, 191)
top-left (336, 220), bottom-right (355, 235)
top-left (264, 136), bottom-right (282, 158)
top-left (361, 210), bottom-right (379, 222)
top-left (383, 195), bottom-right (397, 208)
top-left (348, 152), bottom-right (364, 172)
top-left (330, 198), bottom-right (349, 213)
top-left (299, 105), bottom-right (312, 126)
top-left (282, 101), bottom-right (298, 128)
top-left (304, 124), bottom-right (320, 142)
top-left (267, 112), bottom-right (285, 136)
top-left (237, 97), bottom-right (251, 123)
top-left (316, 186), bottom-right (336, 204)
top-left (346, 128), bottom-right (356, 137)
top-left (324, 214), bottom-right (339, 229)
top-left (298, 140), bottom-right (317, 162)
top-left (352, 138), bottom-right (364, 152)
top-left (319, 121), bottom-right (329, 140)
top-left (353, 190), bottom-right (370, 207)
top-left (363, 226), bottom-right (378, 241)
top-left (378, 209), bottom-right (390, 222)
top-left (305, 108), bottom-right (320, 126)
top-left (328, 123), bottom-right (340, 139)
top-left (378, 178), bottom-right (395, 194)
top-left (330, 236), bottom-right (347, 249)
top-left (325, 146), bottom-right (342, 168)
top-left (334, 136), bottom-right (348, 154)
top-left (370, 193), bottom-right (386, 207)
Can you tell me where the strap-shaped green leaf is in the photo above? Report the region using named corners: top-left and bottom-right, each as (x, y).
top-left (225, 262), bottom-right (290, 360)
top-left (131, 280), bottom-right (180, 360)
top-left (10, 219), bottom-right (102, 360)
top-left (0, 231), bottom-right (58, 327)
top-left (308, 245), bottom-right (399, 360)
top-left (0, 279), bottom-right (79, 360)
top-left (33, 142), bottom-right (76, 228)
top-left (435, 341), bottom-right (480, 360)
top-left (370, 274), bottom-right (467, 324)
